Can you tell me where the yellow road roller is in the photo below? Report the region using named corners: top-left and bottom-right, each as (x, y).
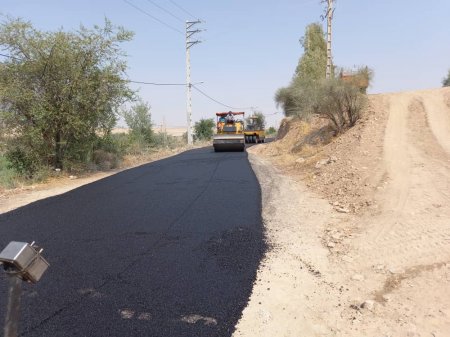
top-left (213, 111), bottom-right (245, 152)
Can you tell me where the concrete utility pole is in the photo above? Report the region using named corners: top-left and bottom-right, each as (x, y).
top-left (185, 20), bottom-right (202, 145)
top-left (325, 0), bottom-right (334, 79)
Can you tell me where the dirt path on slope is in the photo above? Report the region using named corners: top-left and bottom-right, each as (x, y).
top-left (236, 88), bottom-right (450, 336)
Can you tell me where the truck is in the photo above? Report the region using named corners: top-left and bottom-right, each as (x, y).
top-left (244, 115), bottom-right (265, 143)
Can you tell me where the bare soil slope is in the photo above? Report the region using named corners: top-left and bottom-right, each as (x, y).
top-left (236, 87), bottom-right (450, 336)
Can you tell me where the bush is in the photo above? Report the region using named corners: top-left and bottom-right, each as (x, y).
top-left (267, 126), bottom-right (277, 135)
top-left (276, 78), bottom-right (367, 133)
top-left (93, 149), bottom-right (120, 170)
top-left (194, 118), bottom-right (215, 141)
top-left (313, 79), bottom-right (368, 133)
top-left (0, 155), bottom-right (17, 188)
top-left (152, 132), bottom-right (184, 149)
top-left (5, 147), bottom-right (42, 177)
top-left (122, 100), bottom-right (154, 145)
top-left (275, 78), bottom-right (320, 119)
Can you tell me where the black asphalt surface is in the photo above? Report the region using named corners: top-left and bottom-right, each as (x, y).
top-left (0, 147), bottom-right (266, 337)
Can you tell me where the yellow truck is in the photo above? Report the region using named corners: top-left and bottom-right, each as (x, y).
top-left (244, 116), bottom-right (265, 143)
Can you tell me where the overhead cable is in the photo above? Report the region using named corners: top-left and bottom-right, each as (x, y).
top-left (127, 80), bottom-right (185, 86)
top-left (145, 0), bottom-right (184, 22)
top-left (168, 0), bottom-right (197, 20)
top-left (122, 0), bottom-right (183, 35)
top-left (192, 84), bottom-right (253, 110)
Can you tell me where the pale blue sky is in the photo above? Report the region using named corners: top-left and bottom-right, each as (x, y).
top-left (2, 0), bottom-right (450, 128)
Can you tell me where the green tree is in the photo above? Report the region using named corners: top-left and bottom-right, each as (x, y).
top-left (0, 17), bottom-right (134, 173)
top-left (122, 100), bottom-right (153, 144)
top-left (267, 126), bottom-right (277, 135)
top-left (194, 118), bottom-right (215, 141)
top-left (295, 23), bottom-right (328, 82)
top-left (443, 69), bottom-right (450, 87)
top-left (275, 23), bottom-right (328, 117)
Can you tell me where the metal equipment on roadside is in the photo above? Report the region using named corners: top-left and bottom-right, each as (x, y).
top-left (0, 241), bottom-right (49, 337)
top-left (244, 115), bottom-right (266, 144)
top-left (213, 111), bottom-right (246, 152)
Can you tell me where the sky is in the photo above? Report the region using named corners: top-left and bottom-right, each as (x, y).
top-left (2, 0), bottom-right (450, 128)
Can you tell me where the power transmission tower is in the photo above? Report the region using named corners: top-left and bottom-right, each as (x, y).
top-left (322, 0), bottom-right (335, 79)
top-left (185, 20), bottom-right (202, 145)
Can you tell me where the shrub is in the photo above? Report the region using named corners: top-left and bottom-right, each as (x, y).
top-left (267, 126), bottom-right (277, 135)
top-left (5, 147), bottom-right (42, 177)
top-left (93, 149), bottom-right (119, 170)
top-left (313, 79), bottom-right (368, 133)
top-left (0, 155), bottom-right (17, 188)
top-left (194, 118), bottom-right (215, 141)
top-left (122, 100), bottom-right (154, 144)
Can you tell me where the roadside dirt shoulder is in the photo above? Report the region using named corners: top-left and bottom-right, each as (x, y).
top-left (236, 88), bottom-right (450, 336)
top-left (234, 154), bottom-right (345, 336)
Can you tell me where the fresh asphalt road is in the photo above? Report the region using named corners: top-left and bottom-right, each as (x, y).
top-left (0, 147), bottom-right (266, 337)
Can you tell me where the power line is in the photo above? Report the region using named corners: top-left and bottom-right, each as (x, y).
top-left (192, 84), bottom-right (253, 110)
top-left (168, 0), bottom-right (197, 20)
top-left (122, 0), bottom-right (183, 35)
top-left (128, 80), bottom-right (185, 86)
top-left (264, 111), bottom-right (281, 116)
top-left (145, 0), bottom-right (184, 23)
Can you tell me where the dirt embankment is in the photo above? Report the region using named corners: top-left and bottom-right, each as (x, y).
top-left (235, 87), bottom-right (450, 336)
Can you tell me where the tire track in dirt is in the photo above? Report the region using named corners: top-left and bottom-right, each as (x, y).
top-left (353, 89), bottom-right (450, 269)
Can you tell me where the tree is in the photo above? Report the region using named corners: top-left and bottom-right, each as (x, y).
top-left (122, 100), bottom-right (153, 144)
top-left (194, 118), bottom-right (215, 141)
top-left (295, 23), bottom-right (328, 82)
top-left (267, 126), bottom-right (277, 135)
top-left (443, 69), bottom-right (450, 87)
top-left (275, 23), bottom-right (328, 117)
top-left (0, 17), bottom-right (134, 173)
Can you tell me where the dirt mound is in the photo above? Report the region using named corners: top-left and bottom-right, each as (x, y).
top-left (254, 94), bottom-right (389, 213)
top-left (243, 87), bottom-right (450, 336)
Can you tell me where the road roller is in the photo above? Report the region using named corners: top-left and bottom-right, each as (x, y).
top-left (213, 111), bottom-right (245, 152)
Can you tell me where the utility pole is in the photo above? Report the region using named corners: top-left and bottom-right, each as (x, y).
top-left (325, 0), bottom-right (334, 79)
top-left (186, 20), bottom-right (201, 145)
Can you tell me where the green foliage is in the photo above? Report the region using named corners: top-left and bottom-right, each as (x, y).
top-left (274, 21), bottom-right (371, 130)
top-left (275, 77), bottom-right (320, 118)
top-left (311, 79), bottom-right (368, 132)
top-left (267, 126), bottom-right (277, 135)
top-left (122, 100), bottom-right (153, 144)
top-left (5, 147), bottom-right (42, 176)
top-left (152, 132), bottom-right (184, 149)
top-left (296, 23), bottom-right (328, 82)
top-left (246, 112), bottom-right (265, 130)
top-left (275, 23), bottom-right (328, 117)
top-left (194, 118), bottom-right (215, 141)
top-left (443, 69), bottom-right (450, 87)
top-left (0, 155), bottom-right (17, 188)
top-left (0, 17), bottom-right (134, 174)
